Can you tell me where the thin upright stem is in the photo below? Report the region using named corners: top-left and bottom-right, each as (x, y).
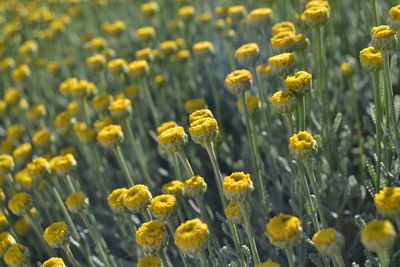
top-left (239, 201), bottom-right (260, 265)
top-left (62, 245), bottom-right (79, 267)
top-left (284, 246), bottom-right (296, 267)
top-left (197, 250), bottom-right (208, 267)
top-left (141, 77), bottom-right (160, 126)
top-left (333, 251), bottom-right (346, 267)
top-left (114, 145), bottom-right (135, 186)
top-left (176, 149), bottom-right (195, 178)
top-left (377, 250), bottom-right (389, 267)
top-left (26, 213), bottom-right (54, 257)
top-left (371, 71), bottom-right (383, 190)
top-left (298, 96), bottom-right (306, 130)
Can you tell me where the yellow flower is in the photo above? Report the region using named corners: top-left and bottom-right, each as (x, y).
top-left (8, 192), bottom-right (32, 216)
top-left (374, 187), bottom-right (400, 218)
top-left (199, 12), bottom-right (212, 24)
top-left (174, 218), bottom-right (209, 254)
top-left (234, 43), bottom-right (259, 65)
top-left (97, 125), bottom-right (124, 149)
top-left (107, 188), bottom-right (128, 213)
top-left (223, 172), bottom-right (254, 201)
top-left (94, 116), bottom-right (114, 133)
top-left (137, 256), bottom-right (162, 267)
top-left (160, 40), bottom-right (178, 56)
top-left (236, 95), bottom-right (260, 110)
top-left (224, 201), bottom-right (243, 224)
top-left (74, 122), bottom-right (97, 145)
top-left (189, 109), bottom-right (214, 124)
top-left (43, 222), bottom-right (69, 248)
top-left (361, 220), bottom-right (396, 252)
top-left (179, 5), bottom-right (195, 21)
top-left (193, 41), bottom-right (214, 57)
top-left (86, 54), bottom-right (106, 70)
top-left (271, 31), bottom-right (296, 52)
top-left (11, 64), bottom-right (31, 82)
top-left (162, 180), bottom-right (184, 196)
top-left (47, 61), bottom-right (59, 73)
top-left (107, 58), bottom-right (128, 75)
top-left (269, 90), bottom-right (297, 114)
top-left (14, 169), bottom-right (33, 191)
top-left (256, 64), bottom-right (272, 78)
top-left (340, 62), bottom-right (354, 77)
top-left (265, 214), bottom-right (302, 248)
top-left (123, 184), bottom-right (152, 213)
top-left (59, 147), bottom-right (75, 156)
top-left (65, 192), bottom-right (88, 214)
top-left (0, 57), bottom-right (15, 71)
top-left (27, 104), bottom-right (46, 120)
top-left (359, 47), bottom-right (383, 72)
top-left (141, 2), bottom-right (159, 17)
top-left (176, 49), bottom-right (190, 63)
top-left (136, 26), bottom-right (156, 42)
top-left (268, 53), bottom-right (295, 76)
top-left (214, 6), bottom-right (228, 18)
top-left (4, 244), bottom-right (29, 266)
top-left (156, 121), bottom-right (178, 135)
top-left (0, 138), bottom-right (14, 154)
top-left (303, 6), bottom-right (329, 27)
top-left (70, 80), bottom-right (97, 98)
top-left (124, 84), bottom-right (141, 100)
top-left (169, 19), bottom-right (184, 33)
top-left (289, 131), bottom-right (317, 160)
top-left (101, 20), bottom-right (126, 36)
top-left (27, 157), bottom-right (50, 180)
top-left (370, 25), bottom-right (397, 51)
top-left (312, 228), bottom-right (344, 256)
top-left (32, 129), bottom-right (53, 147)
top-left (136, 220), bottom-right (166, 253)
top-left (49, 154), bottom-right (76, 176)
top-left (285, 71), bottom-right (312, 96)
top-left (85, 37), bottom-right (107, 51)
top-left (92, 94), bottom-right (113, 113)
top-left (0, 154), bottom-right (14, 174)
top-left (149, 194), bottom-right (177, 220)
top-left (14, 218), bottom-right (29, 236)
top-left (255, 261), bottom-right (281, 267)
top-left (189, 117), bottom-right (219, 144)
top-left (18, 40), bottom-right (38, 55)
top-left (41, 257), bottom-right (66, 267)
top-left (225, 69), bottom-right (253, 94)
top-left (157, 126), bottom-right (188, 152)
top-left (4, 88), bottom-right (20, 106)
top-left (58, 78), bottom-right (78, 97)
top-left (272, 21), bottom-right (295, 36)
top-left (389, 5), bottom-right (400, 30)
top-left (245, 8), bottom-right (273, 28)
top-left (0, 232), bottom-right (16, 256)
top-left (184, 98), bottom-right (206, 113)
top-left (227, 5), bottom-right (246, 22)
top-left (108, 98), bottom-right (132, 119)
top-left (183, 175), bottom-right (207, 197)
top-left (128, 60), bottom-right (149, 77)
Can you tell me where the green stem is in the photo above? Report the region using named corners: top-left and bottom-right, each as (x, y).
top-left (285, 113), bottom-right (294, 135)
top-left (239, 201), bottom-right (260, 265)
top-left (298, 96), bottom-right (306, 130)
top-left (197, 250), bottom-right (208, 267)
top-left (141, 77), bottom-right (160, 126)
top-left (371, 0), bottom-right (380, 26)
top-left (332, 251), bottom-right (346, 267)
top-left (62, 245), bottom-right (79, 267)
top-left (299, 165), bottom-right (320, 231)
top-left (176, 149), bottom-right (195, 178)
top-left (171, 154), bottom-right (183, 181)
top-left (284, 246), bottom-right (296, 267)
top-left (26, 213), bottom-right (54, 257)
top-left (377, 250), bottom-right (389, 267)
top-left (114, 145), bottom-right (135, 186)
top-left (205, 61), bottom-right (223, 129)
top-left (371, 71), bottom-right (383, 190)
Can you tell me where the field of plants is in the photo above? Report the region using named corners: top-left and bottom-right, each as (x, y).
top-left (0, 0), bottom-right (399, 266)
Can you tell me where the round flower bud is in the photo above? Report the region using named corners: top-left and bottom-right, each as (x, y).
top-left (141, 2), bottom-right (159, 18)
top-left (92, 94), bottom-right (113, 113)
top-left (374, 187), bottom-right (400, 218)
top-left (199, 12), bottom-right (212, 24)
top-left (97, 125), bottom-right (124, 149)
top-left (162, 180), bottom-right (184, 196)
top-left (94, 117), bottom-right (114, 133)
top-left (108, 98), bottom-right (132, 119)
top-left (268, 53), bottom-right (295, 77)
top-left (4, 88), bottom-right (20, 106)
top-left (157, 126), bottom-right (188, 153)
top-left (14, 169), bottom-right (33, 191)
top-left (179, 5), bottom-right (195, 22)
top-left (360, 220), bottom-right (396, 253)
top-left (86, 54), bottom-right (106, 71)
top-left (107, 58), bottom-right (128, 76)
top-left (303, 6), bottom-right (329, 28)
top-left (124, 84), bottom-right (140, 100)
top-left (340, 62), bottom-right (355, 78)
top-left (227, 5), bottom-right (246, 23)
top-left (8, 192), bottom-right (32, 216)
top-left (224, 201), bottom-right (244, 224)
top-left (50, 154), bottom-right (77, 177)
top-left (294, 34), bottom-right (309, 51)
top-left (32, 129), bottom-right (54, 148)
top-left (189, 118), bottom-right (219, 144)
top-left (272, 21), bottom-right (295, 36)
top-left (285, 71), bottom-right (312, 96)
top-left (136, 220), bottom-right (167, 253)
top-left (236, 95), bottom-right (260, 116)
top-left (11, 64), bottom-right (31, 83)
top-left (14, 219), bottom-right (29, 237)
top-left (54, 112), bottom-right (74, 135)
top-left (4, 244), bottom-right (30, 267)
top-left (388, 5), bottom-right (400, 31)
top-left (137, 256), bottom-right (162, 267)
top-left (0, 155), bottom-right (14, 175)
top-left (43, 222), bottom-right (69, 248)
top-left (135, 48), bottom-right (154, 62)
top-left (234, 43), bottom-right (259, 66)
top-left (183, 175), bottom-right (207, 197)
top-left (0, 232), bottom-right (16, 257)
top-left (269, 90), bottom-right (297, 114)
top-left (27, 157), bottom-right (50, 181)
top-left (312, 228), bottom-right (345, 256)
top-left (149, 194), bottom-right (177, 221)
top-left (185, 98), bottom-right (207, 113)
top-left (370, 25), bottom-right (397, 52)
top-left (189, 109), bottom-right (214, 124)
top-left (359, 47), bottom-right (383, 72)
top-left (74, 122), bottom-right (97, 145)
top-left (256, 64), bottom-right (272, 80)
top-left (265, 214), bottom-right (302, 249)
top-left (225, 69), bottom-right (253, 94)
top-left (123, 185), bottom-right (152, 213)
top-left (136, 26), bottom-right (156, 43)
top-left (176, 50), bottom-right (191, 64)
top-left (223, 172), bottom-right (254, 201)
top-left (128, 60), bottom-right (149, 78)
top-left (174, 218), bottom-right (209, 255)
top-left (27, 104), bottom-right (46, 121)
top-left (271, 31), bottom-right (297, 53)
top-left (107, 188), bottom-right (128, 214)
top-left (193, 41), bottom-right (214, 58)
top-left (41, 257), bottom-right (66, 267)
top-left (65, 192), bottom-right (88, 214)
top-left (244, 8), bottom-right (273, 28)
top-left (289, 131), bottom-right (318, 160)
top-left (156, 121), bottom-right (178, 135)
top-left (160, 40), bottom-right (178, 56)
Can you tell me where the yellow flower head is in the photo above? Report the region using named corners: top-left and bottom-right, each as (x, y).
top-left (86, 37), bottom-right (107, 51)
top-left (124, 84), bottom-right (141, 100)
top-left (266, 214), bottom-right (302, 248)
top-left (97, 125), bottom-right (124, 149)
top-left (137, 256), bottom-right (162, 267)
top-left (162, 180), bottom-right (184, 196)
top-left (303, 6), bottom-right (329, 27)
top-left (189, 117), bottom-right (219, 144)
top-left (256, 64), bottom-right (272, 78)
top-left (312, 228), bottom-right (344, 255)
top-left (0, 211), bottom-right (6, 229)
top-left (128, 60), bottom-right (149, 77)
top-left (225, 69), bottom-right (253, 94)
top-left (361, 220), bottom-right (396, 252)
top-left (236, 95), bottom-right (260, 111)
top-left (0, 232), bottom-right (16, 256)
top-left (43, 222), bottom-right (69, 248)
top-left (32, 129), bottom-right (53, 147)
top-left (4, 88), bottom-right (20, 106)
top-left (136, 220), bottom-right (166, 253)
top-left (224, 201), bottom-right (243, 224)
top-left (94, 117), bottom-right (114, 133)
top-left (245, 8), bottom-right (273, 28)
top-left (65, 192), bottom-right (88, 214)
top-left (269, 90), bottom-right (297, 114)
top-left (123, 184), bottom-right (152, 213)
top-left (141, 2), bottom-right (159, 17)
top-left (49, 154), bottom-right (76, 176)
top-left (227, 5), bottom-right (246, 22)
top-left (193, 41), bottom-right (214, 57)
top-left (389, 5), bottom-right (400, 30)
top-left (234, 43), bottom-right (259, 65)
top-left (374, 187), bottom-right (400, 217)
top-left (0, 58), bottom-right (15, 71)
top-left (74, 122), bottom-right (97, 145)
top-left (136, 26), bottom-right (156, 42)
top-left (27, 157), bottom-right (50, 180)
top-left (149, 194), bottom-right (177, 220)
top-left (54, 112), bottom-right (73, 135)
top-left (157, 126), bottom-right (188, 152)
top-left (92, 94), bottom-right (113, 113)
top-left (41, 257), bottom-right (66, 267)
top-left (0, 155), bottom-right (14, 174)
top-left (272, 21), bottom-right (295, 36)
top-left (199, 12), bottom-right (212, 24)
top-left (107, 58), bottom-right (128, 75)
top-left (370, 25), bottom-right (397, 51)
top-left (340, 62), bottom-right (354, 77)
top-left (176, 49), bottom-right (191, 63)
top-left (109, 98), bottom-right (132, 119)
top-left (156, 121), bottom-right (178, 135)
top-left (268, 53), bottom-right (295, 76)
top-left (289, 131), bottom-right (317, 160)
top-left (223, 172), bottom-right (254, 201)
top-left (189, 109), bottom-right (214, 124)
top-left (179, 5), bottom-right (195, 21)
top-left (11, 64), bottom-right (31, 82)
top-left (215, 6), bottom-right (228, 18)
top-left (0, 138), bottom-right (14, 154)
top-left (27, 104), bottom-right (46, 120)
top-left (271, 31), bottom-right (297, 53)
top-left (70, 80), bottom-right (97, 98)
top-left (174, 218), bottom-right (209, 254)
top-left (86, 54), bottom-right (106, 70)
top-left (14, 218), bottom-right (29, 236)
top-left (359, 47), bottom-right (383, 72)
top-left (4, 244), bottom-right (29, 266)
top-left (101, 20), bottom-right (126, 36)
top-left (107, 188), bottom-right (128, 213)
top-left (8, 192), bottom-right (32, 216)
top-left (285, 71), bottom-right (313, 96)
top-left (255, 261), bottom-right (282, 267)
top-left (58, 78), bottom-right (78, 97)
top-left (160, 40), bottom-right (178, 56)
top-left (183, 175), bottom-right (207, 197)
top-left (14, 169), bottom-right (33, 191)
top-left (185, 98), bottom-right (207, 113)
